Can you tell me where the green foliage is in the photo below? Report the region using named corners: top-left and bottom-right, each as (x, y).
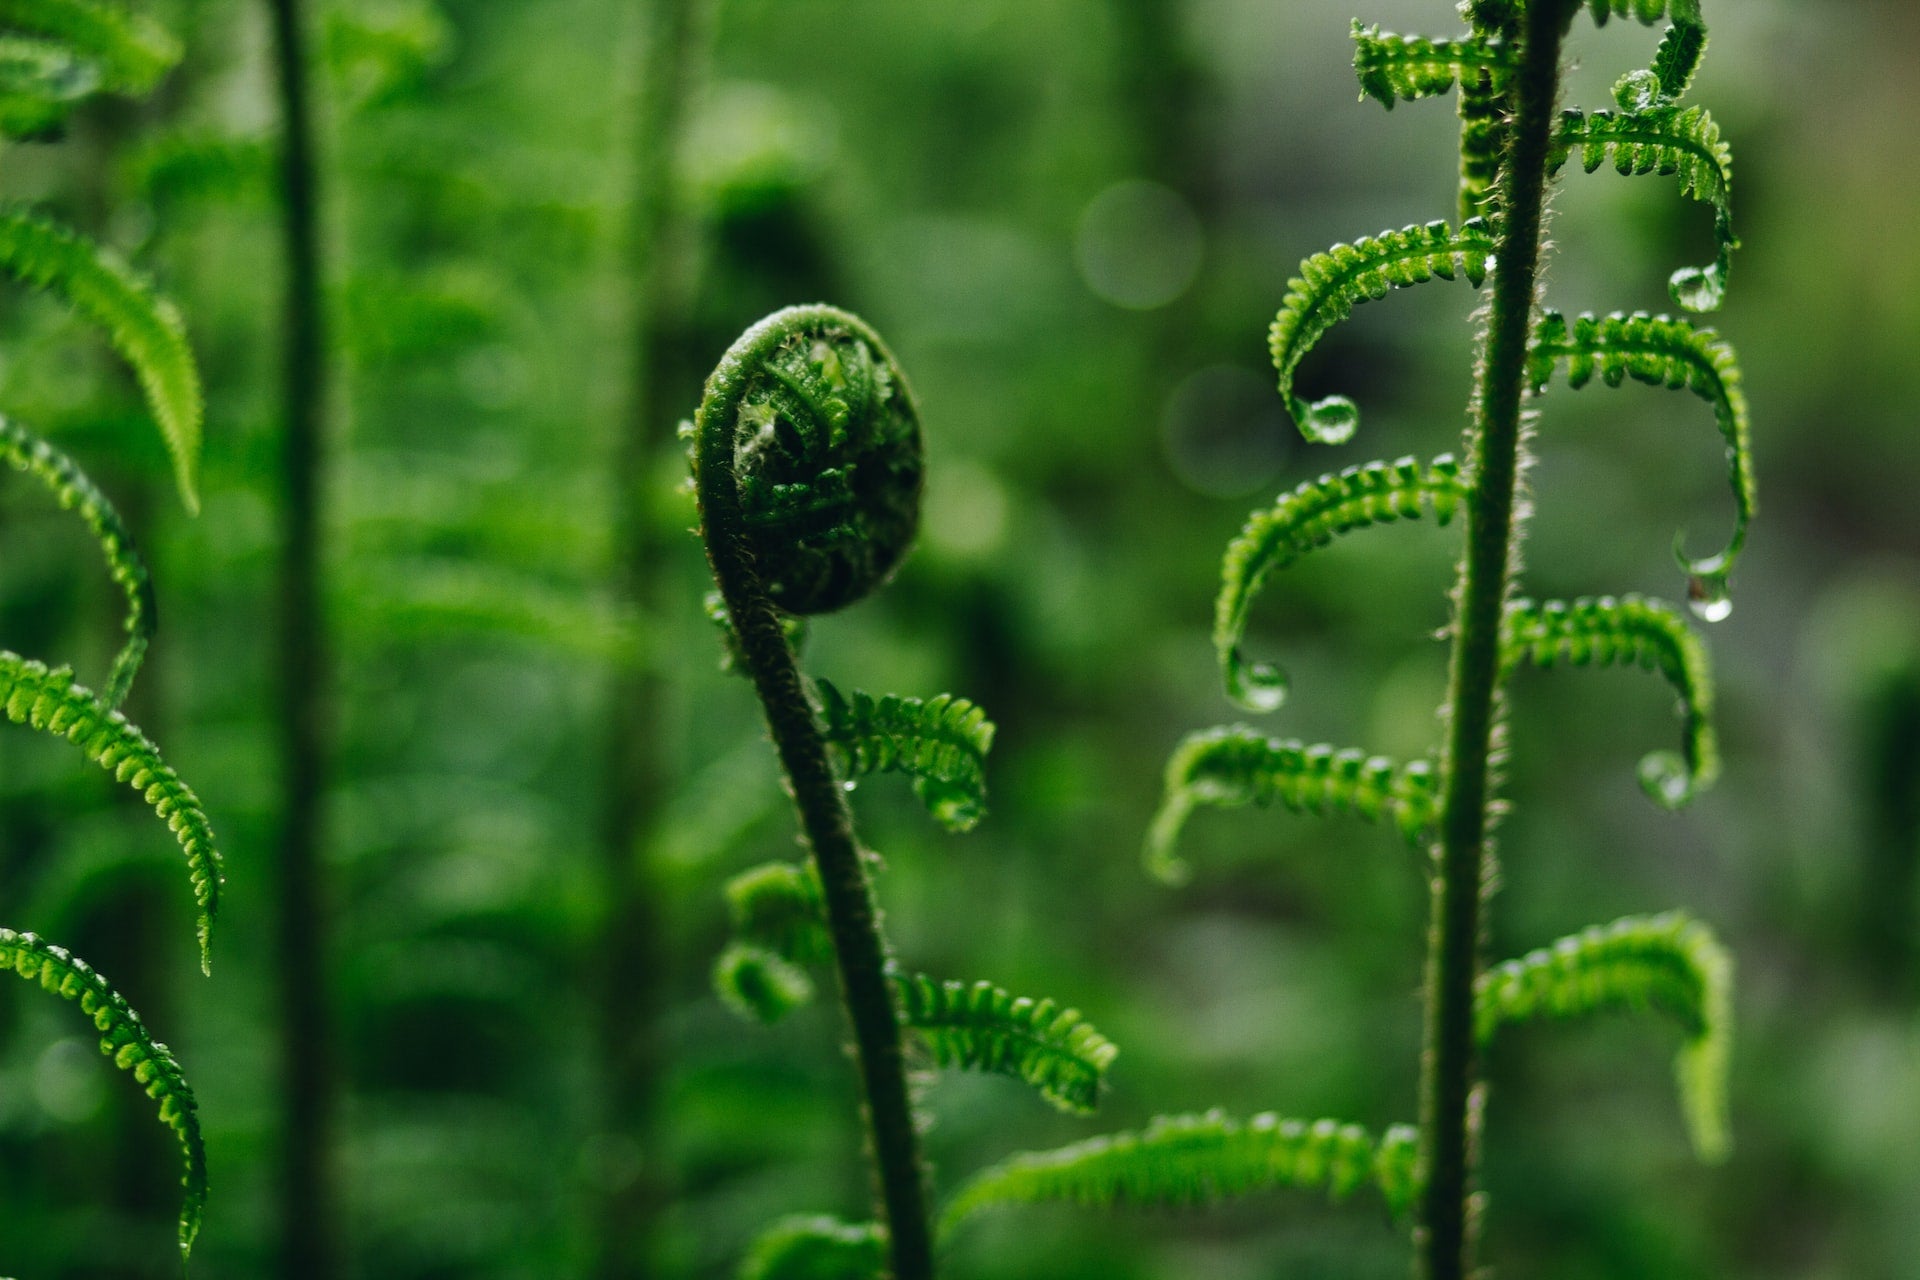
top-left (1147, 726), bottom-right (1437, 884)
top-left (0, 206), bottom-right (203, 511)
top-left (1351, 23), bottom-right (1511, 107)
top-left (1501, 594), bottom-right (1717, 806)
top-left (811, 678), bottom-right (995, 832)
top-left (942, 1111), bottom-right (1422, 1237)
top-left (1549, 105), bottom-right (1734, 310)
top-left (0, 414), bottom-right (155, 708)
top-left (1527, 309), bottom-right (1751, 587)
top-left (895, 972), bottom-right (1117, 1114)
top-left (0, 35), bottom-right (94, 138)
top-left (714, 942), bottom-right (815, 1024)
top-left (0, 0), bottom-right (178, 97)
top-left (0, 930), bottom-right (206, 1262)
top-left (725, 859), bottom-right (831, 966)
top-left (1268, 219), bottom-right (1493, 444)
top-left (739, 1215), bottom-right (885, 1280)
top-left (1216, 455), bottom-right (1467, 710)
top-left (0, 653), bottom-right (222, 971)
top-left (1476, 912), bottom-right (1732, 1160)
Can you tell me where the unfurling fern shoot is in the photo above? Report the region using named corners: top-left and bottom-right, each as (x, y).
top-left (943, 3), bottom-right (1748, 1277)
top-left (0, 0), bottom-right (221, 1267)
top-left (691, 305), bottom-right (1118, 1279)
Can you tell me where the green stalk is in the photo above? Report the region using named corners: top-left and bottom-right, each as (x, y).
top-left (1417, 2), bottom-right (1573, 1277)
top-left (694, 316), bottom-right (934, 1280)
top-left (265, 0), bottom-right (338, 1275)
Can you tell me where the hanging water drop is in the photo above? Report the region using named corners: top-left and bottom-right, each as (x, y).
top-left (1687, 569), bottom-right (1733, 623)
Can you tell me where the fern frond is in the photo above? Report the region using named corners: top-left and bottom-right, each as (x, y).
top-left (714, 942), bottom-right (814, 1024)
top-left (740, 1215), bottom-right (884, 1280)
top-left (724, 860), bottom-right (831, 966)
top-left (126, 131), bottom-right (274, 208)
top-left (0, 653), bottom-right (220, 970)
top-left (0, 206), bottom-right (202, 511)
top-left (1476, 911), bottom-right (1732, 1161)
top-left (1581, 0), bottom-right (1707, 107)
top-left (1549, 105), bottom-right (1734, 311)
top-left (811, 678), bottom-right (994, 833)
top-left (1216, 455), bottom-right (1468, 711)
top-left (1527, 310), bottom-right (1752, 587)
top-left (0, 929), bottom-right (205, 1260)
top-left (1269, 219), bottom-right (1494, 444)
top-left (0, 415), bottom-right (154, 707)
top-left (0, 35), bottom-right (95, 138)
top-left (896, 972), bottom-right (1117, 1114)
top-left (1351, 23), bottom-right (1512, 108)
top-left (941, 1110), bottom-right (1420, 1238)
top-left (1147, 726), bottom-right (1437, 885)
top-left (0, 0), bottom-right (179, 95)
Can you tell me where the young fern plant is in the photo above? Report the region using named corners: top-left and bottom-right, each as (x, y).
top-left (946, 2), bottom-right (1749, 1276)
top-left (0, 1), bottom-right (222, 1266)
top-left (690, 306), bottom-right (1122, 1280)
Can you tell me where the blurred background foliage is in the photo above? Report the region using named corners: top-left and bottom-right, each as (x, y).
top-left (0, 0), bottom-right (1915, 1276)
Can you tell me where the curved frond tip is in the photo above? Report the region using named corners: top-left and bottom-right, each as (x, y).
top-left (1580, 0), bottom-right (1708, 108)
top-left (940, 1110), bottom-right (1420, 1239)
top-left (739, 1214), bottom-right (883, 1280)
top-left (1269, 219), bottom-right (1494, 443)
top-left (1501, 595), bottom-right (1717, 808)
top-left (897, 971), bottom-right (1117, 1114)
top-left (1528, 310), bottom-right (1752, 589)
top-left (1149, 725), bottom-right (1437, 884)
top-left (1477, 911), bottom-right (1733, 1161)
top-left (1549, 105), bottom-right (1734, 311)
top-left (1351, 22), bottom-right (1512, 108)
top-left (0, 415), bottom-right (155, 707)
top-left (713, 942), bottom-right (814, 1024)
top-left (0, 206), bottom-right (203, 511)
top-left (0, 930), bottom-right (205, 1260)
top-left (1216, 454), bottom-right (1467, 712)
top-left (0, 0), bottom-right (180, 95)
top-left (0, 653), bottom-right (221, 969)
top-left (725, 859), bottom-right (830, 966)
top-left (812, 678), bottom-right (994, 832)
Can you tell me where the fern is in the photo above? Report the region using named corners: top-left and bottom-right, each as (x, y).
top-left (1549, 105), bottom-right (1735, 311)
top-left (895, 973), bottom-right (1117, 1115)
top-left (1527, 309), bottom-right (1752, 589)
top-left (811, 678), bottom-right (994, 833)
top-left (1352, 23), bottom-right (1512, 107)
top-left (714, 942), bottom-right (815, 1025)
top-left (1147, 726), bottom-right (1437, 885)
top-left (1268, 219), bottom-right (1494, 444)
top-left (1580, 0), bottom-right (1707, 107)
top-left (0, 205), bottom-right (203, 511)
top-left (725, 859), bottom-right (831, 966)
top-left (0, 929), bottom-right (206, 1261)
top-left (1501, 595), bottom-right (1716, 807)
top-left (0, 35), bottom-right (93, 138)
top-left (739, 1215), bottom-right (885, 1280)
top-left (0, 653), bottom-right (222, 971)
top-left (0, 0), bottom-right (178, 96)
top-left (1476, 912), bottom-right (1732, 1160)
top-left (942, 1111), bottom-right (1421, 1237)
top-left (1216, 454), bottom-right (1468, 710)
top-left (0, 414), bottom-right (155, 708)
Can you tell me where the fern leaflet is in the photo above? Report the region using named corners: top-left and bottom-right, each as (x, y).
top-left (1527, 310), bottom-right (1752, 589)
top-left (1351, 23), bottom-right (1512, 108)
top-left (0, 653), bottom-right (221, 969)
top-left (1476, 911), bottom-right (1732, 1161)
top-left (1217, 454), bottom-right (1467, 711)
top-left (0, 415), bottom-right (154, 707)
top-left (941, 1110), bottom-right (1421, 1237)
top-left (0, 35), bottom-right (95, 138)
top-left (895, 972), bottom-right (1117, 1115)
top-left (0, 929), bottom-right (206, 1260)
top-left (0, 205), bottom-right (203, 511)
top-left (0, 0), bottom-right (179, 95)
top-left (726, 859), bottom-right (831, 965)
top-left (1269, 219), bottom-right (1494, 444)
top-left (811, 678), bottom-right (994, 832)
top-left (1148, 725), bottom-right (1437, 884)
top-left (740, 1215), bottom-right (885, 1280)
top-left (1549, 105), bottom-right (1734, 311)
top-left (714, 942), bottom-right (815, 1024)
top-left (1581, 0), bottom-right (1707, 107)
top-left (1501, 595), bottom-right (1716, 807)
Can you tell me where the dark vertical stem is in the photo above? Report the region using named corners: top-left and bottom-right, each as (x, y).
top-left (265, 0), bottom-right (336, 1276)
top-left (594, 0), bottom-right (715, 1274)
top-left (695, 337), bottom-right (933, 1279)
top-left (1417, 4), bottom-right (1571, 1278)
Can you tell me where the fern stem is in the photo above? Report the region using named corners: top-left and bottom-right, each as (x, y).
top-left (265, 0), bottom-right (339, 1274)
top-left (1418, 3), bottom-right (1572, 1277)
top-left (695, 348), bottom-right (935, 1280)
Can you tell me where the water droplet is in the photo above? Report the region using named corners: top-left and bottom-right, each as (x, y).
top-left (1687, 570), bottom-right (1733, 623)
top-left (1613, 69), bottom-right (1660, 112)
top-left (841, 779), bottom-right (858, 793)
top-left (1669, 266), bottom-right (1723, 313)
top-left (1303, 396), bottom-right (1359, 445)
